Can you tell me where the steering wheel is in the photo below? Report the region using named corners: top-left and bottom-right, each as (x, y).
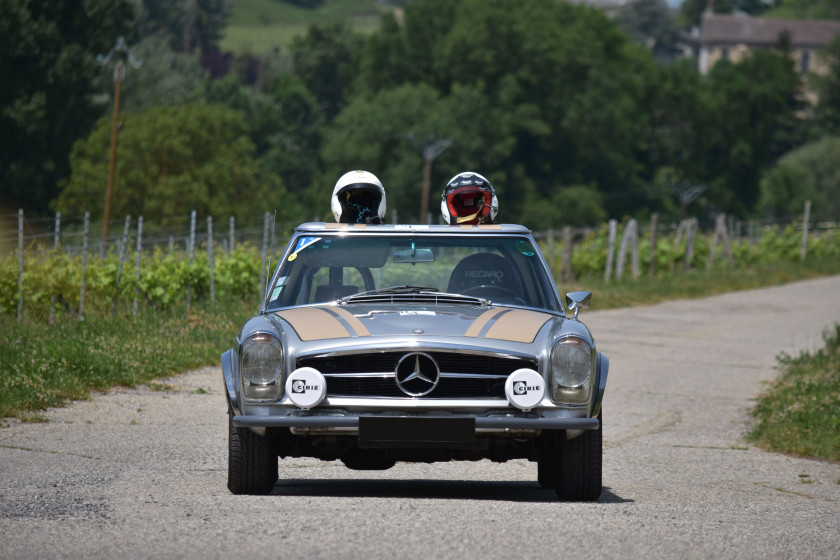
top-left (462, 284), bottom-right (527, 305)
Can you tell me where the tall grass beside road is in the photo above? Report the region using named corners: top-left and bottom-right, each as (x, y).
top-left (0, 299), bottom-right (253, 419)
top-left (747, 324), bottom-right (840, 463)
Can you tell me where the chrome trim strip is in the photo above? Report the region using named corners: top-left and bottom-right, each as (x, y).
top-left (233, 415), bottom-right (600, 431)
top-left (222, 349), bottom-right (240, 414)
top-left (440, 372), bottom-right (509, 379)
top-left (592, 353), bottom-right (609, 417)
top-left (323, 372), bottom-right (394, 378)
top-left (321, 372), bottom-right (508, 380)
top-left (297, 345), bottom-right (537, 362)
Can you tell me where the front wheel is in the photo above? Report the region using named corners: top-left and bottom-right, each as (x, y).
top-left (538, 412), bottom-right (602, 501)
top-left (227, 407), bottom-right (278, 495)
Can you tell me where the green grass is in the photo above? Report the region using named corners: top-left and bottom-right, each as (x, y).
top-left (221, 0), bottom-right (394, 53)
top-left (746, 324), bottom-right (840, 463)
top-left (0, 299), bottom-right (253, 419)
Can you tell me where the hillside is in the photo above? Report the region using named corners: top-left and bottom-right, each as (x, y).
top-left (220, 0), bottom-right (398, 53)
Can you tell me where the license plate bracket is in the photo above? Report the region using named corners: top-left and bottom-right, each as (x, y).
top-left (359, 416), bottom-right (475, 444)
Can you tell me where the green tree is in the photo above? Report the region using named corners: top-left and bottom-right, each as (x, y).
top-left (698, 50), bottom-right (804, 215)
top-left (203, 73), bottom-right (324, 194)
top-left (762, 0), bottom-right (840, 19)
top-left (99, 36), bottom-right (206, 114)
top-left (261, 74), bottom-right (325, 194)
top-left (616, 0), bottom-right (682, 62)
top-left (54, 102), bottom-right (300, 225)
top-left (316, 83), bottom-right (449, 222)
top-left (813, 34), bottom-right (840, 136)
top-left (316, 81), bottom-right (520, 223)
top-left (291, 21), bottom-right (364, 121)
top-left (524, 185), bottom-right (608, 230)
top-left (680, 0), bottom-right (772, 27)
top-left (138, 0), bottom-right (233, 54)
top-left (352, 0), bottom-right (659, 221)
top-left (0, 0), bottom-right (136, 213)
top-left (757, 136), bottom-right (840, 220)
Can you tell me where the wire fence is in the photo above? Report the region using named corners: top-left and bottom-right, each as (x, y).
top-left (3, 202), bottom-right (837, 322)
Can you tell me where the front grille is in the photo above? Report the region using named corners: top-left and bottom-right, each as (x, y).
top-left (297, 351), bottom-right (537, 399)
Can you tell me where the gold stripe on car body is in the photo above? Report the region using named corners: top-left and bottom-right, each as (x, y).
top-left (464, 307), bottom-right (507, 338)
top-left (326, 306), bottom-right (371, 337)
top-left (277, 307), bottom-right (351, 341)
top-left (478, 224), bottom-right (503, 230)
top-left (483, 309), bottom-right (551, 343)
top-left (325, 223), bottom-right (346, 229)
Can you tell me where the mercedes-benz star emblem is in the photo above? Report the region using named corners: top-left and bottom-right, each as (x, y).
top-left (395, 352), bottom-right (440, 397)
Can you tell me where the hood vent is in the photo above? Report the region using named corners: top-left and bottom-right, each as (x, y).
top-left (340, 293), bottom-right (487, 306)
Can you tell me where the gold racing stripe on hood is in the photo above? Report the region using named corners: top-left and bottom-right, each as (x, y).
top-left (329, 306), bottom-right (370, 337)
top-left (277, 307), bottom-right (352, 341)
top-left (483, 309), bottom-right (551, 343)
top-left (464, 307), bottom-right (507, 338)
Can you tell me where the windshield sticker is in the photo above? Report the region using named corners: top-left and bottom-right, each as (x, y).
top-left (294, 236), bottom-right (321, 252)
top-left (516, 240), bottom-right (535, 256)
top-left (268, 277), bottom-right (287, 301)
top-left (289, 237), bottom-right (321, 261)
top-left (399, 311), bottom-right (436, 316)
top-left (269, 285), bottom-right (283, 301)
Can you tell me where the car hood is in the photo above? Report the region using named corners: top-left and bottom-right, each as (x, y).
top-left (269, 303), bottom-right (561, 345)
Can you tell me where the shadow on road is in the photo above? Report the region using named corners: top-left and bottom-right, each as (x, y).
top-left (268, 478), bottom-right (631, 504)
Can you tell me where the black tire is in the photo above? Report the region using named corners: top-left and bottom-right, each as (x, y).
top-left (537, 456), bottom-right (556, 489)
top-left (554, 412), bottom-right (602, 501)
top-left (227, 408), bottom-right (278, 495)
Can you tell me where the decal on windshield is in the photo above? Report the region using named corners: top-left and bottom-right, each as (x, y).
top-left (268, 277), bottom-right (287, 302)
top-left (289, 237), bottom-right (321, 261)
top-left (294, 237), bottom-right (321, 252)
top-left (516, 240), bottom-right (535, 256)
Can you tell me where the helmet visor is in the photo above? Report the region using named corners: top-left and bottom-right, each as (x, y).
top-left (445, 185), bottom-right (492, 224)
top-left (337, 184), bottom-right (383, 224)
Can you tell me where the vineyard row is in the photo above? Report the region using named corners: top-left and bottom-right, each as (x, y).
top-left (3, 204), bottom-right (838, 322)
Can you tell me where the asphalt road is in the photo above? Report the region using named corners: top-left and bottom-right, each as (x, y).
top-left (2, 276), bottom-right (839, 559)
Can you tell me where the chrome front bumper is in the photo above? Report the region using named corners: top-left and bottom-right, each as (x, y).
top-left (232, 414), bottom-right (599, 431)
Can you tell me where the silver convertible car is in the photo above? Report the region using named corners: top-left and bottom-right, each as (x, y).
top-left (222, 222), bottom-right (608, 500)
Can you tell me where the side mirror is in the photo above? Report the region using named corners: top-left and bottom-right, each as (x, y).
top-left (565, 291), bottom-right (592, 320)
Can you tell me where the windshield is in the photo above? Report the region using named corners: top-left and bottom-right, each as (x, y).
top-left (264, 233), bottom-right (560, 312)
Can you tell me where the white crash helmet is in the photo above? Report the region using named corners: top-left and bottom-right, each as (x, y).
top-left (440, 171), bottom-right (498, 225)
top-left (331, 170), bottom-right (386, 224)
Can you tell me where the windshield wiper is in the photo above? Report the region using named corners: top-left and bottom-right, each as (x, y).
top-left (353, 285), bottom-right (440, 297)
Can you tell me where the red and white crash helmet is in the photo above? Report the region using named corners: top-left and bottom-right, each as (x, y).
top-left (440, 171), bottom-right (498, 225)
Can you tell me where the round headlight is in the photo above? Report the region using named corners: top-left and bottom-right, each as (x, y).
top-left (240, 334), bottom-right (284, 386)
top-left (551, 337), bottom-right (592, 388)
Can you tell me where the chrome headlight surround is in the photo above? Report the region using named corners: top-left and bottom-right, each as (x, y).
top-left (240, 333), bottom-right (285, 401)
top-left (550, 336), bottom-right (593, 404)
